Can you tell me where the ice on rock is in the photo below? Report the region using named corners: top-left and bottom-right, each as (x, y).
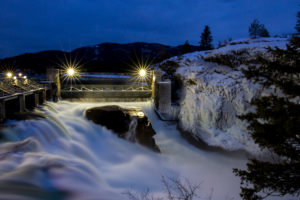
top-left (161, 38), bottom-right (288, 154)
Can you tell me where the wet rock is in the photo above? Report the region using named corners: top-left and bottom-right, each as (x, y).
top-left (86, 105), bottom-right (131, 134)
top-left (85, 105), bottom-right (160, 152)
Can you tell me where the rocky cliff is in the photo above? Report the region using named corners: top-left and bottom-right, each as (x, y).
top-left (156, 38), bottom-right (288, 154)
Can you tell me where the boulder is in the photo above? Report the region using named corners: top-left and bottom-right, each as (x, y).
top-left (86, 105), bottom-right (131, 134)
top-left (85, 105), bottom-right (160, 152)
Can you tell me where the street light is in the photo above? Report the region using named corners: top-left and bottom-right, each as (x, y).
top-left (139, 69), bottom-right (147, 77)
top-left (18, 73), bottom-right (22, 77)
top-left (67, 68), bottom-right (75, 77)
top-left (65, 67), bottom-right (77, 91)
top-left (6, 72), bottom-right (12, 78)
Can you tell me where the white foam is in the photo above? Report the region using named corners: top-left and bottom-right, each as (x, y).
top-left (0, 101), bottom-right (253, 200)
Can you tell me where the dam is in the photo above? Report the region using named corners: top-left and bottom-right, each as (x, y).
top-left (0, 69), bottom-right (171, 121)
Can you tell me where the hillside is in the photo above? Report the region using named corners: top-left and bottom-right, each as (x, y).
top-left (0, 42), bottom-right (199, 73)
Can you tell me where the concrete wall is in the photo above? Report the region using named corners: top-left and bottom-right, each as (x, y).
top-left (155, 80), bottom-right (171, 115)
top-left (0, 89), bottom-right (48, 122)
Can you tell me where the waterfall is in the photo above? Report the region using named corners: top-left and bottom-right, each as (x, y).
top-left (125, 117), bottom-right (138, 142)
top-left (0, 101), bottom-right (251, 200)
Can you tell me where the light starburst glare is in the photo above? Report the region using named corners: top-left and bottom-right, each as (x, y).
top-left (58, 54), bottom-right (82, 85)
top-left (129, 54), bottom-right (153, 82)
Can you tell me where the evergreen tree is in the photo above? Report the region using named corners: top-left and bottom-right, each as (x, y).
top-left (296, 11), bottom-right (300, 34)
top-left (248, 19), bottom-right (260, 38)
top-left (182, 40), bottom-right (191, 54)
top-left (199, 25), bottom-right (213, 50)
top-left (233, 37), bottom-right (300, 200)
top-left (249, 19), bottom-right (270, 38)
top-left (259, 24), bottom-right (270, 37)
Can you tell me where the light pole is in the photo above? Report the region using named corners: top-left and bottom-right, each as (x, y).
top-left (66, 67), bottom-right (76, 91)
top-left (138, 68), bottom-right (148, 91)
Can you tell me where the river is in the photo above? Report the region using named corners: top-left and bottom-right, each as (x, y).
top-left (0, 101), bottom-right (247, 200)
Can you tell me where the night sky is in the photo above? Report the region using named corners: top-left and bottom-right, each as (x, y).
top-left (0, 0), bottom-right (298, 58)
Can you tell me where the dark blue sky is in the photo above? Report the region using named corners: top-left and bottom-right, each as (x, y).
top-left (0, 0), bottom-right (298, 58)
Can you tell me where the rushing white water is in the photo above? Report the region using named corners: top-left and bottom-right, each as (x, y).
top-left (125, 117), bottom-right (138, 143)
top-left (0, 101), bottom-right (248, 200)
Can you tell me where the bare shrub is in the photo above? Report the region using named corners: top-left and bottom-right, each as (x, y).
top-left (124, 189), bottom-right (163, 200)
top-left (124, 176), bottom-right (202, 200)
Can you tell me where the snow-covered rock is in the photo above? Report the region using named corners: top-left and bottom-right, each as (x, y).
top-left (156, 38), bottom-right (288, 154)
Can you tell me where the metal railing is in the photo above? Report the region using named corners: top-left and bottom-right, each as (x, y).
top-left (60, 73), bottom-right (152, 99)
top-left (0, 78), bottom-right (48, 98)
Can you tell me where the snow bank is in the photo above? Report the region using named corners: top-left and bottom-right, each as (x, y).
top-left (157, 38), bottom-right (288, 154)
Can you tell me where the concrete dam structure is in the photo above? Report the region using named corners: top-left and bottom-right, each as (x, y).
top-left (0, 69), bottom-right (172, 121)
top-left (0, 76), bottom-right (51, 121)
